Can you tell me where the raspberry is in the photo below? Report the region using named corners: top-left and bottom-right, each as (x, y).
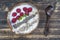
top-left (20, 12), bottom-right (24, 16)
top-left (28, 7), bottom-right (32, 12)
top-left (16, 16), bottom-right (20, 19)
top-left (12, 12), bottom-right (17, 17)
top-left (23, 7), bottom-right (27, 12)
top-left (25, 11), bottom-right (29, 15)
top-left (16, 8), bottom-right (21, 13)
top-left (12, 18), bottom-right (16, 23)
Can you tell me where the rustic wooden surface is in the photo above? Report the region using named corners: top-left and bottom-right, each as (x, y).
top-left (0, 0), bottom-right (60, 40)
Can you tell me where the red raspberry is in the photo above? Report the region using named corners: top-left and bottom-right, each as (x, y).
top-left (25, 11), bottom-right (29, 15)
top-left (16, 8), bottom-right (21, 13)
top-left (12, 18), bottom-right (17, 23)
top-left (16, 16), bottom-right (20, 19)
top-left (12, 12), bottom-right (17, 17)
top-left (20, 12), bottom-right (24, 16)
top-left (23, 7), bottom-right (27, 12)
top-left (28, 7), bottom-right (32, 12)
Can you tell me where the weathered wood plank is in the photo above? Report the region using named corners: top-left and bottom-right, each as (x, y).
top-left (0, 0), bottom-right (59, 40)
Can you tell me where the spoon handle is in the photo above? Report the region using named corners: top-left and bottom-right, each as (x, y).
top-left (44, 15), bottom-right (50, 36)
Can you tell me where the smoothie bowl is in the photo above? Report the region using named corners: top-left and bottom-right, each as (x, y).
top-left (7, 3), bottom-right (39, 34)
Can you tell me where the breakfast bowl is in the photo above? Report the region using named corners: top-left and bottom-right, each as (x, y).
top-left (7, 3), bottom-right (39, 34)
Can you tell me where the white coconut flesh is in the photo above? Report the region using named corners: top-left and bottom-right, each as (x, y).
top-left (7, 3), bottom-right (39, 34)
